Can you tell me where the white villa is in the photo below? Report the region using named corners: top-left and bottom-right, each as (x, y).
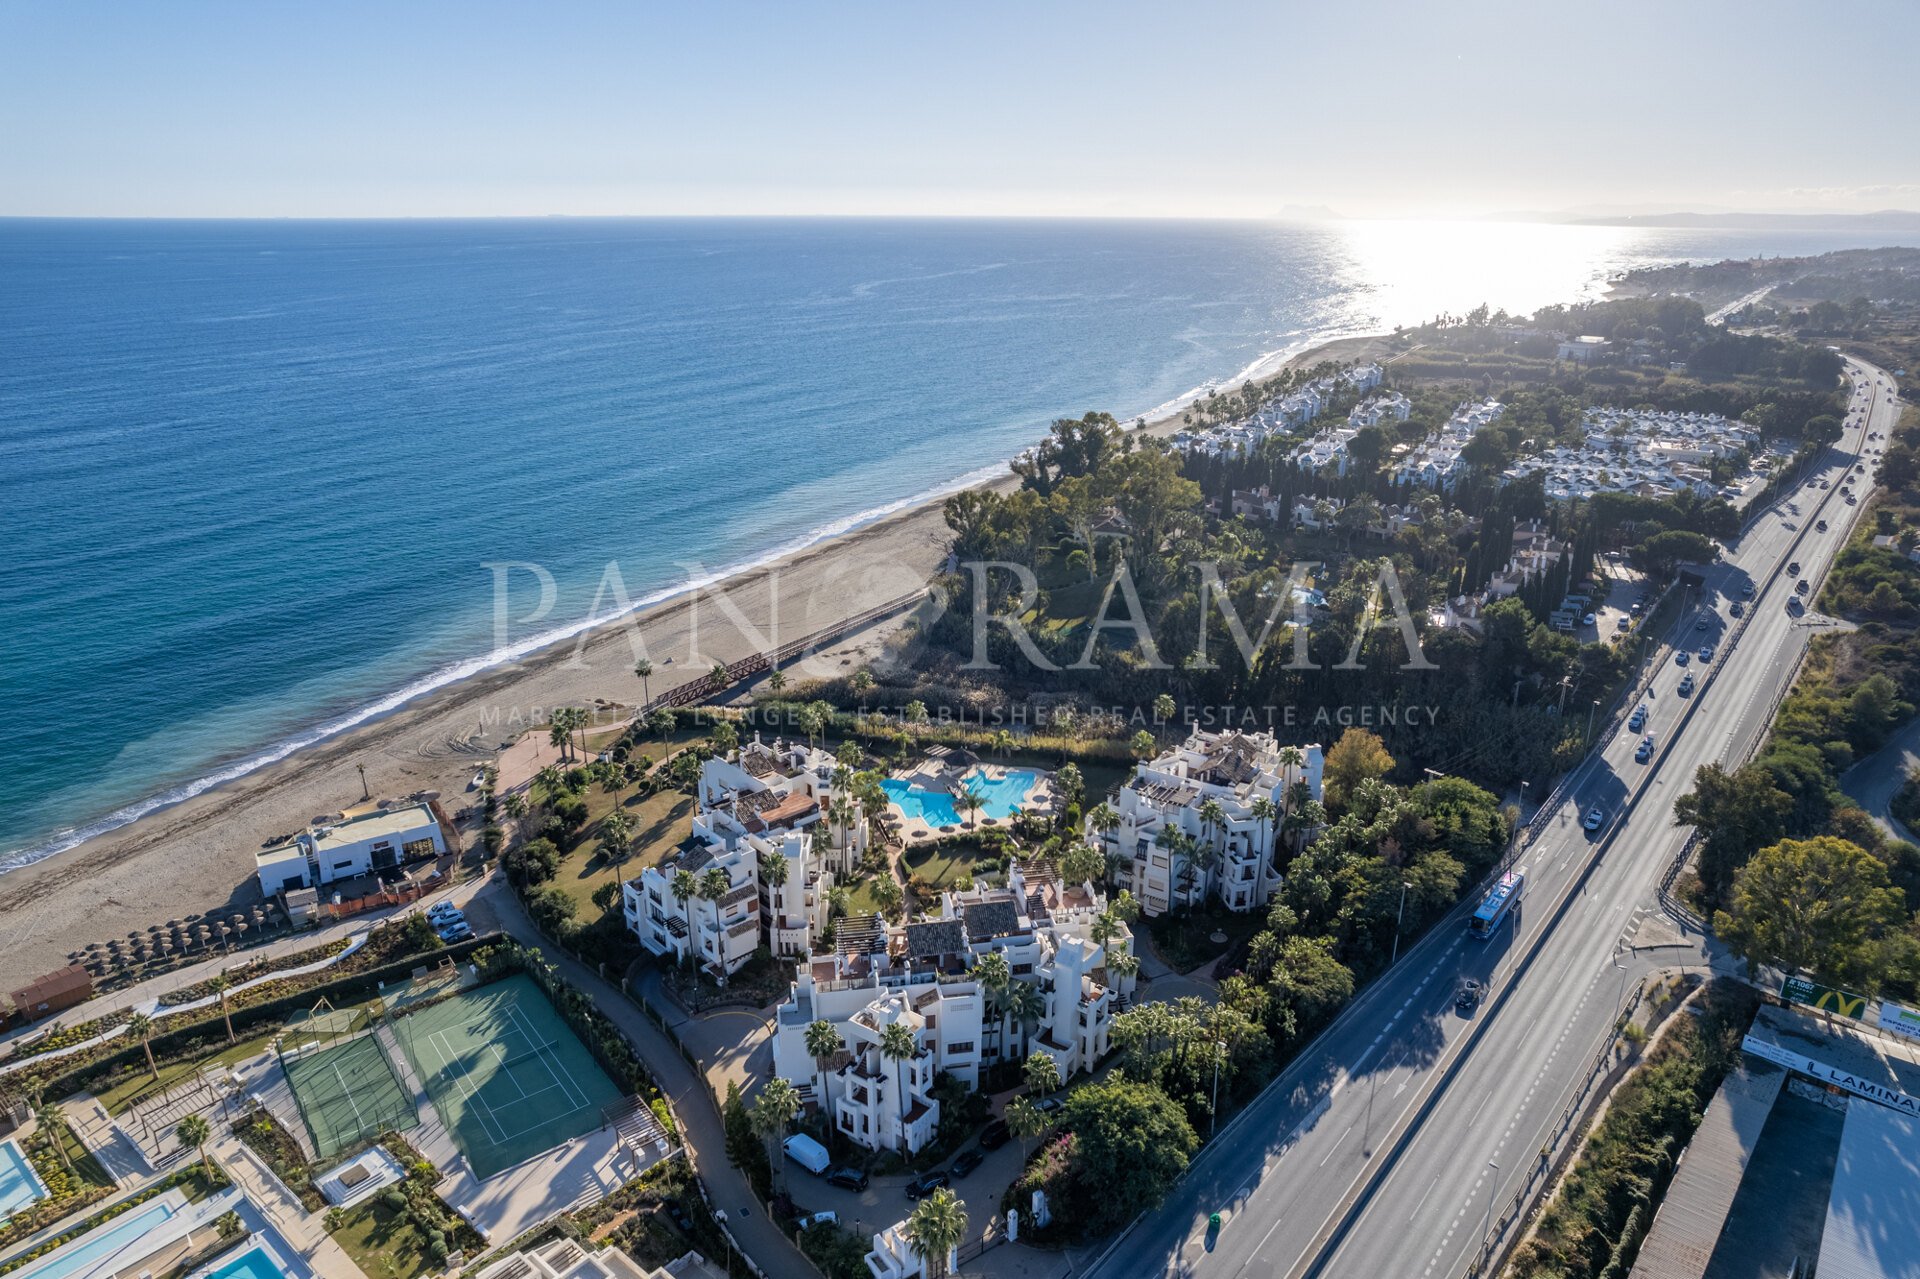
top-left (1348, 390), bottom-right (1411, 428)
top-left (623, 735), bottom-right (870, 977)
top-left (475, 1237), bottom-right (725, 1279)
top-left (864, 1219), bottom-right (932, 1279)
top-left (769, 863), bottom-right (1134, 1154)
top-left (255, 801), bottom-right (447, 897)
top-left (1098, 729), bottom-right (1324, 917)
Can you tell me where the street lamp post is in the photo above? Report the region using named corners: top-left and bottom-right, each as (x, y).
top-left (1210, 1039), bottom-right (1226, 1139)
top-left (1391, 880), bottom-right (1410, 966)
top-left (1587, 698), bottom-right (1600, 739)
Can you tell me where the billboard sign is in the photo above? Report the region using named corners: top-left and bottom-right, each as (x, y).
top-left (1780, 975), bottom-right (1871, 1020)
top-left (1876, 1000), bottom-right (1920, 1043)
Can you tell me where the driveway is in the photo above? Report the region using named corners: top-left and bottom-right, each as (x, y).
top-left (1841, 714), bottom-right (1920, 845)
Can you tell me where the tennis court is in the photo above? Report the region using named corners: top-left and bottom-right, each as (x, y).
top-left (281, 1033), bottom-right (419, 1158)
top-left (390, 973), bottom-right (623, 1179)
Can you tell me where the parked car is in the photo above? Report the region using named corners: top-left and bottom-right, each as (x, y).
top-left (436, 922), bottom-right (473, 943)
top-left (427, 901), bottom-right (463, 922)
top-left (906, 1171), bottom-right (951, 1200)
top-left (1616, 615), bottom-right (1630, 630)
top-left (1033, 1096), bottom-right (1065, 1116)
top-left (1583, 806), bottom-right (1607, 832)
top-left (1582, 612), bottom-right (1596, 628)
top-left (978, 1120), bottom-right (1010, 1151)
top-left (951, 1149), bottom-right (985, 1178)
top-left (796, 1212), bottom-right (839, 1231)
top-left (1455, 979), bottom-right (1484, 1012)
top-left (825, 1166), bottom-right (869, 1192)
top-left (784, 1134), bottom-right (832, 1177)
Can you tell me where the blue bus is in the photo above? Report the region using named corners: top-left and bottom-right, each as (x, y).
top-left (1469, 870), bottom-right (1524, 939)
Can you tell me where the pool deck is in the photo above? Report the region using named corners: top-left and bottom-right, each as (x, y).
top-left (0, 1137), bottom-right (50, 1223)
top-left (885, 761), bottom-right (1054, 844)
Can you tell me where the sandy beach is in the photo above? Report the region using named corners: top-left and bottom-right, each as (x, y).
top-left (0, 331), bottom-right (1390, 986)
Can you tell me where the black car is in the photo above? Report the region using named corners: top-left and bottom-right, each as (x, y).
top-left (905, 1171), bottom-right (950, 1200)
top-left (951, 1149), bottom-right (984, 1178)
top-left (824, 1166), bottom-right (869, 1192)
top-left (978, 1119), bottom-right (1011, 1150)
top-left (1455, 979), bottom-right (1484, 1012)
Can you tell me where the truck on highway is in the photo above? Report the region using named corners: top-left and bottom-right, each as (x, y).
top-left (1469, 869), bottom-right (1524, 939)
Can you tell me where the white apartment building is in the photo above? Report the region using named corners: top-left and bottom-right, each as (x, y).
top-left (475, 1237), bottom-right (723, 1279)
top-left (255, 802), bottom-right (447, 897)
top-left (624, 735), bottom-right (867, 975)
top-left (1099, 729), bottom-right (1323, 917)
top-left (770, 865), bottom-right (1133, 1152)
top-left (1391, 399), bottom-right (1504, 493)
top-left (864, 1219), bottom-right (932, 1279)
top-left (1348, 390), bottom-right (1411, 428)
top-left (1171, 363), bottom-right (1382, 460)
top-left (1500, 408), bottom-right (1756, 503)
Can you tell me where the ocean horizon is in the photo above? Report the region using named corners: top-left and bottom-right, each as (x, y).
top-left (0, 215), bottom-right (1904, 870)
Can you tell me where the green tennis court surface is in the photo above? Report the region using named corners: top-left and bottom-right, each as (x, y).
top-left (282, 1032), bottom-right (419, 1158)
top-left (391, 973), bottom-right (624, 1179)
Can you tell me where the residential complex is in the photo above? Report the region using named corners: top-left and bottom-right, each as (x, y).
top-left (1390, 398), bottom-right (1504, 492)
top-left (769, 863), bottom-right (1135, 1153)
top-left (1171, 363), bottom-right (1385, 460)
top-left (1499, 407), bottom-right (1757, 503)
top-left (1097, 729), bottom-right (1324, 917)
top-left (623, 736), bottom-right (869, 978)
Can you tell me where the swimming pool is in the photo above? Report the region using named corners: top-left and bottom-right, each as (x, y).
top-left (195, 1243), bottom-right (290, 1279)
top-left (10, 1200), bottom-right (176, 1279)
top-left (0, 1139), bottom-right (48, 1223)
top-left (882, 768), bottom-right (1039, 825)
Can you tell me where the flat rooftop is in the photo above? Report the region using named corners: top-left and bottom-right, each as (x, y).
top-left (1817, 1102), bottom-right (1920, 1279)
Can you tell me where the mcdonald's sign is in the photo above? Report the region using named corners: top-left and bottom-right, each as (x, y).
top-left (1780, 974), bottom-right (1871, 1020)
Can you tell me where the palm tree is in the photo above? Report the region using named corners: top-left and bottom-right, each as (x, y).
top-left (749, 1077), bottom-right (801, 1193)
top-left (990, 729), bottom-right (1014, 759)
top-left (872, 873), bottom-right (904, 921)
top-left (1130, 729), bottom-right (1157, 760)
top-left (709, 661), bottom-right (730, 690)
top-left (1152, 692), bottom-right (1176, 727)
top-left (700, 867), bottom-right (732, 902)
top-left (711, 719), bottom-right (739, 754)
top-left (34, 1098), bottom-right (71, 1173)
top-left (1196, 799), bottom-right (1226, 856)
top-left (767, 668), bottom-right (787, 694)
top-left (671, 869), bottom-right (698, 917)
top-left (208, 973), bottom-right (236, 1045)
top-left (1104, 940), bottom-right (1141, 982)
top-left (633, 659), bottom-right (655, 706)
top-left (1249, 796), bottom-right (1279, 869)
top-left (957, 788), bottom-right (985, 831)
top-left (598, 810), bottom-right (635, 889)
top-left (1023, 1051), bottom-right (1060, 1097)
top-left (549, 718), bottom-right (573, 763)
top-left (972, 951), bottom-right (1012, 1056)
top-left (1004, 981), bottom-right (1044, 1057)
top-left (1004, 1095), bottom-right (1048, 1164)
top-left (177, 1112), bottom-right (212, 1179)
top-left (757, 850), bottom-right (789, 902)
top-left (803, 1019), bottom-right (842, 1109)
top-left (126, 1011), bottom-right (158, 1081)
top-left (878, 1021), bottom-right (918, 1143)
top-left (851, 668), bottom-right (875, 695)
top-left (905, 1187), bottom-right (968, 1279)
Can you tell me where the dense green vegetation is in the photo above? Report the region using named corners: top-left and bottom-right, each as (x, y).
top-left (1506, 981), bottom-right (1757, 1279)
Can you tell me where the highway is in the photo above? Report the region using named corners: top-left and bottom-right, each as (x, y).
top-left (1085, 357), bottom-right (1900, 1279)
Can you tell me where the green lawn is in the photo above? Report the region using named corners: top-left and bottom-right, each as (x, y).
top-left (901, 836), bottom-right (1000, 888)
top-left (93, 1030), bottom-right (280, 1116)
top-left (330, 1198), bottom-right (440, 1279)
top-left (840, 876), bottom-right (894, 919)
top-left (556, 786), bottom-right (696, 918)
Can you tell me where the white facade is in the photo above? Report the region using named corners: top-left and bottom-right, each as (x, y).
top-left (474, 1236), bottom-right (721, 1279)
top-left (864, 1220), bottom-right (929, 1279)
top-left (623, 735), bottom-right (866, 976)
top-left (1392, 399), bottom-right (1504, 493)
top-left (1501, 408), bottom-right (1755, 503)
top-left (1348, 390), bottom-right (1410, 428)
top-left (770, 865), bottom-right (1133, 1152)
top-left (255, 803), bottom-right (446, 897)
top-left (1099, 729), bottom-right (1323, 917)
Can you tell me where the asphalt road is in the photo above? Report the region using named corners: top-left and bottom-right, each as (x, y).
top-left (1085, 358), bottom-right (1899, 1279)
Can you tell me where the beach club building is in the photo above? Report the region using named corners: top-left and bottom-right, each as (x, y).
top-left (253, 802), bottom-right (446, 897)
top-left (1097, 728), bottom-right (1324, 917)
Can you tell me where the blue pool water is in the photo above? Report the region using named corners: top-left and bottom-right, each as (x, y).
top-left (882, 768), bottom-right (1038, 825)
top-left (0, 1139), bottom-right (47, 1221)
top-left (11, 1200), bottom-right (176, 1279)
top-left (198, 1244), bottom-right (288, 1279)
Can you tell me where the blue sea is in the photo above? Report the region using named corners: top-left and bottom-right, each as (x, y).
top-left (0, 217), bottom-right (1901, 868)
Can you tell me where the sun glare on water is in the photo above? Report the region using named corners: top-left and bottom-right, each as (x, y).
top-left (1327, 218), bottom-right (1645, 329)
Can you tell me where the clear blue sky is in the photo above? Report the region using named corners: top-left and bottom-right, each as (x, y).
top-left (2, 0), bottom-right (1914, 219)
